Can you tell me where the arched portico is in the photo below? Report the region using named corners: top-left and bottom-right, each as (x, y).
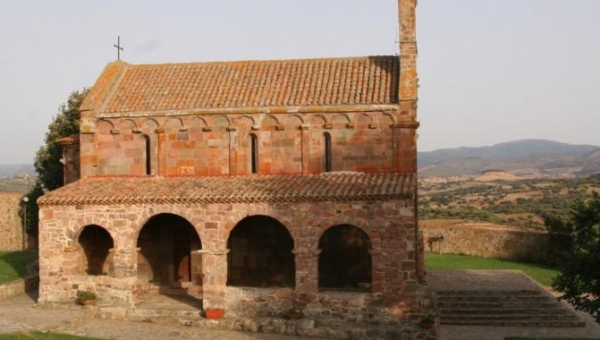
top-left (136, 213), bottom-right (202, 291)
top-left (318, 224), bottom-right (372, 292)
top-left (227, 215), bottom-right (295, 287)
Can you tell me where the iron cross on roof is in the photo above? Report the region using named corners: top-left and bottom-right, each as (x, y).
top-left (114, 36), bottom-right (124, 60)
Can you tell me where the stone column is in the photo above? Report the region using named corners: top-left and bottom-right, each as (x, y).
top-left (201, 248), bottom-right (229, 309)
top-left (300, 124), bottom-right (310, 174)
top-left (156, 127), bottom-right (166, 176)
top-left (292, 246), bottom-right (320, 308)
top-left (392, 122), bottom-right (419, 173)
top-left (112, 247), bottom-right (138, 279)
top-left (227, 127), bottom-right (237, 175)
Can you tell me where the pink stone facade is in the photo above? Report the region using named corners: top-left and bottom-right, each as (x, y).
top-left (38, 199), bottom-right (424, 315)
top-left (78, 110), bottom-right (415, 178)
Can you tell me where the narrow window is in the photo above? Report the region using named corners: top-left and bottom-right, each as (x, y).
top-left (251, 134), bottom-right (259, 174)
top-left (324, 132), bottom-right (332, 172)
top-left (144, 135), bottom-right (151, 175)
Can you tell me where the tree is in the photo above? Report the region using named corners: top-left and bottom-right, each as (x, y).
top-left (552, 191), bottom-right (600, 322)
top-left (34, 89), bottom-right (88, 191)
top-left (24, 89), bottom-right (88, 243)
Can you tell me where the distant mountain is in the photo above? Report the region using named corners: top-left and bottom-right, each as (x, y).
top-left (0, 164), bottom-right (35, 179)
top-left (418, 139), bottom-right (600, 178)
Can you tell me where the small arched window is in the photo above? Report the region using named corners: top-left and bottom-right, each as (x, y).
top-left (251, 134), bottom-right (259, 174)
top-left (324, 132), bottom-right (332, 172)
top-left (143, 135), bottom-right (151, 175)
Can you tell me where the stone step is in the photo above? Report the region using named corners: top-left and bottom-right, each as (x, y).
top-left (434, 289), bottom-right (584, 328)
top-left (441, 318), bottom-right (585, 328)
top-left (441, 307), bottom-right (572, 315)
top-left (437, 295), bottom-right (551, 303)
top-left (127, 312), bottom-right (433, 340)
top-left (442, 313), bottom-right (580, 322)
top-left (438, 301), bottom-right (559, 309)
top-left (436, 290), bottom-right (542, 296)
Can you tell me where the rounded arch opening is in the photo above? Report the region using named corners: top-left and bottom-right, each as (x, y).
top-left (318, 224), bottom-right (372, 292)
top-left (137, 213), bottom-right (202, 286)
top-left (78, 225), bottom-right (114, 276)
top-left (227, 215), bottom-right (295, 287)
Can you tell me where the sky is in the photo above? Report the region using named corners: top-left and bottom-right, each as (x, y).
top-left (0, 0), bottom-right (599, 164)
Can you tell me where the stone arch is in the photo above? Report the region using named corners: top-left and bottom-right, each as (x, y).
top-left (284, 114), bottom-right (303, 128)
top-left (97, 120), bottom-right (114, 134)
top-left (227, 215), bottom-right (295, 288)
top-left (261, 114), bottom-right (279, 128)
top-left (318, 224), bottom-right (372, 292)
top-left (141, 118), bottom-right (159, 132)
top-left (136, 213), bottom-right (202, 287)
top-left (381, 112), bottom-right (397, 125)
top-left (331, 113), bottom-right (350, 127)
top-left (209, 115), bottom-right (230, 130)
top-left (356, 113), bottom-right (372, 129)
top-left (188, 116), bottom-right (208, 129)
top-left (309, 114), bottom-right (327, 128)
top-left (77, 225), bottom-right (114, 276)
top-left (165, 117), bottom-right (184, 129)
top-left (233, 115), bottom-right (255, 128)
top-left (118, 119), bottom-right (138, 131)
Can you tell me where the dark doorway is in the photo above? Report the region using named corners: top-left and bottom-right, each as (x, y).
top-left (78, 225), bottom-right (114, 275)
top-left (137, 214), bottom-right (202, 287)
top-left (227, 215), bottom-right (295, 287)
top-left (318, 224), bottom-right (372, 291)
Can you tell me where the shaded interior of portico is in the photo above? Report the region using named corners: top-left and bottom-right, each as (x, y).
top-left (136, 213), bottom-right (202, 298)
top-left (227, 215), bottom-right (295, 288)
top-left (319, 224), bottom-right (372, 291)
top-left (78, 224), bottom-right (114, 275)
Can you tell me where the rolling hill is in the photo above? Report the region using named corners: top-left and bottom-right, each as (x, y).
top-left (418, 139), bottom-right (600, 178)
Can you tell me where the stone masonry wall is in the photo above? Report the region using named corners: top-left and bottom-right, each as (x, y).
top-left (81, 110), bottom-right (417, 178)
top-left (0, 193), bottom-right (24, 251)
top-left (421, 220), bottom-right (550, 263)
top-left (38, 198), bottom-right (425, 323)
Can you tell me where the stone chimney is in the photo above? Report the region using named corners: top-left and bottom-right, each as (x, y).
top-left (398, 0), bottom-right (418, 102)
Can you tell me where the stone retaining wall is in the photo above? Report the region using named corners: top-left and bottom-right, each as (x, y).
top-left (0, 276), bottom-right (39, 299)
top-left (421, 220), bottom-right (549, 263)
top-left (0, 193), bottom-right (24, 251)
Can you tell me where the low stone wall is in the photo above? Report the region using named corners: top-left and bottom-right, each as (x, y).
top-left (0, 193), bottom-right (24, 251)
top-left (421, 220), bottom-right (549, 264)
top-left (0, 275), bottom-right (39, 299)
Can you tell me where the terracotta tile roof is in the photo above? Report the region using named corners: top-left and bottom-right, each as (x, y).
top-left (55, 135), bottom-right (79, 146)
top-left (92, 56), bottom-right (398, 114)
top-left (38, 172), bottom-right (413, 206)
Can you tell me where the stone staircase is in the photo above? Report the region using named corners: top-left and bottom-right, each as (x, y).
top-left (437, 289), bottom-right (585, 327)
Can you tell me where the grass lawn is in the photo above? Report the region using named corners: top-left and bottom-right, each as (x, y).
top-left (425, 253), bottom-right (559, 287)
top-left (0, 250), bottom-right (38, 284)
top-left (0, 332), bottom-right (104, 340)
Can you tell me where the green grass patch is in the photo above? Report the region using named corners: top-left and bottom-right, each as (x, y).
top-left (0, 250), bottom-right (38, 284)
top-left (0, 331), bottom-right (104, 340)
top-left (425, 253), bottom-right (559, 287)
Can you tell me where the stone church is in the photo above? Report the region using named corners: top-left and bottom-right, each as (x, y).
top-left (38, 0), bottom-right (433, 334)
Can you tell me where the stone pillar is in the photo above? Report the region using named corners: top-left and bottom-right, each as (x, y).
top-left (79, 132), bottom-right (96, 178)
top-left (392, 122), bottom-right (419, 173)
top-left (300, 124), bottom-right (310, 174)
top-left (156, 127), bottom-right (166, 176)
top-left (228, 127), bottom-right (237, 175)
top-left (201, 248), bottom-right (228, 309)
top-left (293, 247), bottom-right (319, 294)
top-left (369, 249), bottom-right (384, 294)
top-left (112, 247), bottom-right (138, 279)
